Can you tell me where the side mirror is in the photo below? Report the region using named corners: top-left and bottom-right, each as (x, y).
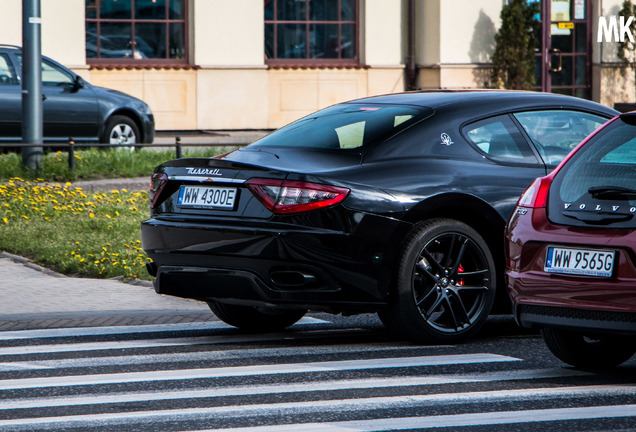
top-left (72, 75), bottom-right (85, 91)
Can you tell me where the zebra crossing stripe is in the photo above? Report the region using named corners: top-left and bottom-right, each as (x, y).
top-left (0, 368), bottom-right (590, 411)
top-left (0, 353), bottom-right (519, 390)
top-left (0, 343), bottom-right (451, 372)
top-left (205, 404), bottom-right (636, 431)
top-left (0, 328), bottom-right (369, 356)
top-left (0, 317), bottom-right (327, 341)
top-left (1, 392), bottom-right (635, 429)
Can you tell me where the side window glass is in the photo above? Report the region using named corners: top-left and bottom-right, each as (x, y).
top-left (41, 61), bottom-right (74, 87)
top-left (513, 110), bottom-right (607, 166)
top-left (15, 55), bottom-right (74, 87)
top-left (0, 54), bottom-right (18, 86)
top-left (464, 115), bottom-right (537, 164)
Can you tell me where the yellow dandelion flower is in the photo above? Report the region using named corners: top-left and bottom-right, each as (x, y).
top-left (89, 213), bottom-right (95, 218)
top-left (2, 217), bottom-right (8, 224)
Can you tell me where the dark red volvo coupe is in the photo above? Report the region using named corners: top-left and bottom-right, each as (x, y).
top-left (506, 112), bottom-right (636, 368)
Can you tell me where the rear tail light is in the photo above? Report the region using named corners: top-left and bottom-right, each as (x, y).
top-left (517, 176), bottom-right (552, 209)
top-left (246, 178), bottom-right (350, 214)
top-left (149, 172), bottom-right (168, 208)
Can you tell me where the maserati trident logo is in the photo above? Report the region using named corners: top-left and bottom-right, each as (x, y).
top-left (186, 168), bottom-right (222, 176)
top-left (440, 133), bottom-right (454, 146)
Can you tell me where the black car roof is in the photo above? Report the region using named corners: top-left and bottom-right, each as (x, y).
top-left (346, 90), bottom-right (617, 115)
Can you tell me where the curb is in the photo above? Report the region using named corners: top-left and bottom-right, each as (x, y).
top-left (0, 251), bottom-right (67, 278)
top-left (0, 251), bottom-right (154, 288)
top-left (72, 177), bottom-right (149, 193)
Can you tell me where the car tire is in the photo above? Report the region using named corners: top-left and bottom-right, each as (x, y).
top-left (541, 327), bottom-right (636, 369)
top-left (381, 218), bottom-right (496, 343)
top-left (207, 301), bottom-right (307, 332)
top-left (102, 115), bottom-right (140, 150)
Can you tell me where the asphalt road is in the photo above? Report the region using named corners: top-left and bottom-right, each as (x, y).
top-left (2, 313), bottom-right (636, 431)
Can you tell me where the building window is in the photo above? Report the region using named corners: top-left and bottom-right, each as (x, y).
top-left (86, 0), bottom-right (187, 65)
top-left (265, 0), bottom-right (358, 66)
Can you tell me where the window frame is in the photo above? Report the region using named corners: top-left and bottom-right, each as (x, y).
top-left (462, 114), bottom-right (540, 166)
top-left (265, 0), bottom-right (360, 67)
top-left (85, 0), bottom-right (189, 67)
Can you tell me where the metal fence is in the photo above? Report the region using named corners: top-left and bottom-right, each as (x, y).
top-left (0, 137), bottom-right (247, 174)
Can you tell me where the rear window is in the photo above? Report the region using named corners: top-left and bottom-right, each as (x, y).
top-left (549, 118), bottom-right (636, 227)
top-left (250, 104), bottom-right (431, 150)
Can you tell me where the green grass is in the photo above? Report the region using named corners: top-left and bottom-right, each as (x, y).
top-left (0, 147), bottom-right (239, 280)
top-left (0, 146), bottom-right (238, 182)
top-left (0, 179), bottom-right (152, 280)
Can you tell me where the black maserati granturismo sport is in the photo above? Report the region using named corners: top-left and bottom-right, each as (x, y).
top-left (141, 91), bottom-right (617, 343)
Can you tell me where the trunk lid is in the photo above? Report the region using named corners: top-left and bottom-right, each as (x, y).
top-left (152, 158), bottom-right (290, 219)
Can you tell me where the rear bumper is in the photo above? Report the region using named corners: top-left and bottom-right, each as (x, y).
top-left (513, 303), bottom-right (636, 335)
top-left (141, 213), bottom-right (412, 313)
top-left (506, 207), bottom-right (636, 335)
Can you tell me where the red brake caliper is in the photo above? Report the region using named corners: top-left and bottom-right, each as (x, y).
top-left (457, 264), bottom-right (465, 286)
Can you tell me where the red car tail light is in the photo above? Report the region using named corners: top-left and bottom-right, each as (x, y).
top-left (246, 178), bottom-right (350, 214)
top-left (517, 176), bottom-right (553, 209)
top-left (149, 172), bottom-right (168, 208)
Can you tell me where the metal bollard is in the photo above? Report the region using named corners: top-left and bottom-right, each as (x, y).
top-left (175, 136), bottom-right (182, 159)
top-left (68, 138), bottom-right (75, 174)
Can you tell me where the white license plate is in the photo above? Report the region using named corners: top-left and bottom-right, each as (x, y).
top-left (545, 246), bottom-right (615, 277)
top-left (177, 185), bottom-right (237, 209)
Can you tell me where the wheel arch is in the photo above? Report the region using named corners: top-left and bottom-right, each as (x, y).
top-left (102, 109), bottom-right (146, 142)
top-left (400, 193), bottom-right (509, 311)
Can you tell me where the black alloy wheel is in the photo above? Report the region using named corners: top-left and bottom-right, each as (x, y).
top-left (541, 327), bottom-right (636, 369)
top-left (381, 219), bottom-right (496, 343)
top-left (208, 301), bottom-right (307, 332)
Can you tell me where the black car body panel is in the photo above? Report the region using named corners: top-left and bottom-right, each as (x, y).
top-left (0, 45), bottom-right (154, 143)
top-left (142, 91), bottom-right (618, 319)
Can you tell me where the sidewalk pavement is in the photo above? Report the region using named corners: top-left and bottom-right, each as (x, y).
top-left (0, 131), bottom-right (270, 331)
top-left (0, 252), bottom-right (213, 331)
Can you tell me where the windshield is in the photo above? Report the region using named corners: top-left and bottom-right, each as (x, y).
top-left (250, 103), bottom-right (430, 150)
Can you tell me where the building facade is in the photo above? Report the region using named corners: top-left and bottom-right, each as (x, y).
top-left (0, 0), bottom-right (632, 131)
